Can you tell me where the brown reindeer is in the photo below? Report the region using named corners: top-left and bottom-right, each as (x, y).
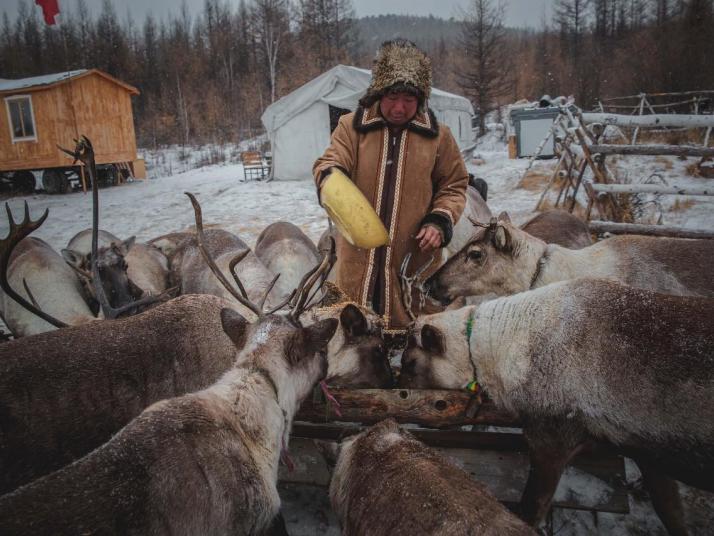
top-left (329, 419), bottom-right (535, 535)
top-left (399, 279), bottom-right (714, 535)
top-left (0, 293), bottom-right (242, 494)
top-left (519, 210), bottom-right (592, 249)
top-left (426, 213), bottom-right (714, 304)
top-left (0, 306), bottom-right (338, 535)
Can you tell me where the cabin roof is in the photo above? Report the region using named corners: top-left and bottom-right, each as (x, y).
top-left (0, 69), bottom-right (139, 96)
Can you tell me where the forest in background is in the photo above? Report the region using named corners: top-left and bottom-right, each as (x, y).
top-left (1, 0), bottom-right (712, 147)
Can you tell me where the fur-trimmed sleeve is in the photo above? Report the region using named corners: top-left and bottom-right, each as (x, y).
top-left (424, 126), bottom-right (469, 245)
top-left (312, 113), bottom-right (357, 191)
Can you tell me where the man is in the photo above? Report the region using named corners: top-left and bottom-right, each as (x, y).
top-left (313, 39), bottom-right (469, 333)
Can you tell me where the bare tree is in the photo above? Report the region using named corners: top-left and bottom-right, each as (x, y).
top-left (458, 0), bottom-right (512, 135)
top-left (251, 0), bottom-right (290, 104)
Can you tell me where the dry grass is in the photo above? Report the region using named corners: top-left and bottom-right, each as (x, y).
top-left (637, 128), bottom-right (704, 146)
top-left (517, 170), bottom-right (556, 192)
top-left (654, 156), bottom-right (673, 170)
top-left (672, 199), bottom-right (696, 212)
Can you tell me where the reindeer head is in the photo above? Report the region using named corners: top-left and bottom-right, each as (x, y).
top-left (398, 307), bottom-right (475, 390)
top-left (424, 213), bottom-right (545, 304)
top-left (62, 237), bottom-right (142, 309)
top-left (220, 308), bottom-right (338, 411)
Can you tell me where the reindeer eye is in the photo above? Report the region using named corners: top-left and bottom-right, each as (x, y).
top-left (467, 250), bottom-right (483, 262)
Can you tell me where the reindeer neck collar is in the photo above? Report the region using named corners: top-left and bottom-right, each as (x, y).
top-left (529, 247), bottom-right (550, 289)
top-left (463, 309), bottom-right (479, 392)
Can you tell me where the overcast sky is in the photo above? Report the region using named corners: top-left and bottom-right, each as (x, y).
top-left (3, 0), bottom-right (552, 28)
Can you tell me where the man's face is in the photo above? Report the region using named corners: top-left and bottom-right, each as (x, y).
top-left (379, 92), bottom-right (418, 126)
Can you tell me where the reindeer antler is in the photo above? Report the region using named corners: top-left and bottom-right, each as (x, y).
top-left (0, 202), bottom-right (68, 329)
top-left (185, 192), bottom-right (334, 323)
top-left (399, 252), bottom-right (434, 321)
top-left (59, 136), bottom-right (158, 319)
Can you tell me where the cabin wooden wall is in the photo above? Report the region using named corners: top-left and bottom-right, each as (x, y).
top-left (0, 72), bottom-right (138, 172)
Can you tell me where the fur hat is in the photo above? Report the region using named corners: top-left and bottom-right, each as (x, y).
top-left (359, 39), bottom-right (432, 110)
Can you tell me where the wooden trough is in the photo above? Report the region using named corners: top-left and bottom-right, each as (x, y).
top-left (282, 388), bottom-right (630, 516)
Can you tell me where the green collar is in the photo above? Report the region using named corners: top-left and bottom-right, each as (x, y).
top-left (463, 308), bottom-right (479, 393)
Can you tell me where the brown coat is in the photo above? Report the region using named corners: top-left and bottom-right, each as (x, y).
top-left (314, 103), bottom-right (468, 331)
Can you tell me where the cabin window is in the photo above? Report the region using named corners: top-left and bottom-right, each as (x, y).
top-left (5, 95), bottom-right (37, 142)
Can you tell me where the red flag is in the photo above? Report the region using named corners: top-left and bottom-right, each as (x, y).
top-left (35, 0), bottom-right (60, 26)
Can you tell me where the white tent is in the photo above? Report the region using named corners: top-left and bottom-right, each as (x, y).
top-left (261, 65), bottom-right (475, 181)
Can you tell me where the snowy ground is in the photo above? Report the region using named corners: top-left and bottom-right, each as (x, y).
top-left (1, 137), bottom-right (713, 534)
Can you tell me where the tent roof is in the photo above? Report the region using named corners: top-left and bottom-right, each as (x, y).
top-left (262, 64), bottom-right (473, 133)
top-left (0, 69), bottom-right (139, 95)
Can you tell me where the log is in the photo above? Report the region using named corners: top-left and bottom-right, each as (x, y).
top-left (589, 144), bottom-right (714, 158)
top-left (589, 220), bottom-right (714, 239)
top-left (581, 113), bottom-right (714, 129)
top-left (589, 183), bottom-right (714, 196)
top-left (297, 388), bottom-right (519, 428)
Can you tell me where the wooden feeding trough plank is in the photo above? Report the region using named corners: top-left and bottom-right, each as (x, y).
top-left (589, 182), bottom-right (714, 196)
top-left (282, 423), bottom-right (629, 515)
top-left (296, 388), bottom-right (519, 428)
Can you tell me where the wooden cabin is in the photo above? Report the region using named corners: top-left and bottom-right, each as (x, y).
top-left (0, 69), bottom-right (145, 193)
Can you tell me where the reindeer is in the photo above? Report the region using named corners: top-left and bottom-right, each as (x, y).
top-left (0, 300), bottom-right (338, 535)
top-left (65, 228), bottom-right (170, 297)
top-left (255, 221), bottom-right (320, 298)
top-left (304, 283), bottom-right (392, 389)
top-left (426, 213), bottom-right (714, 305)
top-left (0, 232), bottom-right (98, 337)
top-left (0, 193), bottom-right (349, 494)
top-left (328, 419), bottom-right (535, 535)
top-left (399, 279), bottom-right (714, 535)
top-left (519, 210), bottom-right (592, 249)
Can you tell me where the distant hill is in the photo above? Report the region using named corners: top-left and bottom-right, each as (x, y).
top-left (355, 15), bottom-right (463, 56)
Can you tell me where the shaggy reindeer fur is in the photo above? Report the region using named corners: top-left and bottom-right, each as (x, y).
top-left (0, 311), bottom-right (337, 536)
top-left (0, 237), bottom-right (97, 337)
top-left (427, 215), bottom-right (714, 303)
top-left (0, 294), bottom-right (241, 494)
top-left (255, 222), bottom-right (320, 297)
top-left (400, 279), bottom-right (714, 532)
top-left (330, 419), bottom-right (535, 535)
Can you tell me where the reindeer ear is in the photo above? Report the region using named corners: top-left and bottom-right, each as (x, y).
top-left (493, 225), bottom-right (512, 252)
top-left (287, 318), bottom-right (339, 365)
top-left (340, 304), bottom-right (368, 338)
top-left (304, 318), bottom-right (339, 353)
top-left (61, 249), bottom-right (84, 268)
top-left (421, 324), bottom-right (445, 355)
top-left (115, 236), bottom-right (136, 255)
top-left (497, 211), bottom-right (512, 224)
top-left (220, 308), bottom-right (249, 349)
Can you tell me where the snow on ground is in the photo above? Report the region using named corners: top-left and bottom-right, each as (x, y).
top-left (1, 136), bottom-right (713, 535)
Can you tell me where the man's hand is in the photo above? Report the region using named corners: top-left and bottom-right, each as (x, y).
top-left (416, 225), bottom-right (443, 252)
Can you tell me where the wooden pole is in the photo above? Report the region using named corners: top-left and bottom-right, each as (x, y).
top-left (589, 144), bottom-right (714, 158)
top-left (589, 221), bottom-right (714, 239)
top-left (297, 388), bottom-right (519, 428)
top-left (589, 183), bottom-right (714, 196)
top-left (582, 113), bottom-right (714, 129)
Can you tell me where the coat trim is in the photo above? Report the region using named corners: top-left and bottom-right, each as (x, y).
top-left (383, 131), bottom-right (409, 326)
top-left (360, 129), bottom-right (391, 307)
top-left (354, 104), bottom-right (439, 138)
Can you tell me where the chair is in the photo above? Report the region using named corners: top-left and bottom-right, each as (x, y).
top-left (241, 151), bottom-right (269, 181)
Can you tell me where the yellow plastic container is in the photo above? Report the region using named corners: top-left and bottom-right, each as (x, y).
top-left (321, 168), bottom-right (389, 249)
